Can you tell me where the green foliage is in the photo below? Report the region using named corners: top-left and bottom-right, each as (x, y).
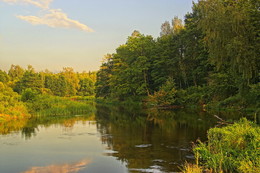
top-left (21, 88), bottom-right (39, 102)
top-left (60, 67), bottom-right (79, 96)
top-left (78, 78), bottom-right (95, 96)
top-left (246, 84), bottom-right (260, 108)
top-left (176, 86), bottom-right (209, 106)
top-left (94, 0), bottom-right (258, 110)
top-left (0, 82), bottom-right (29, 120)
top-left (5, 65), bottom-right (96, 97)
top-left (95, 32), bottom-right (156, 100)
top-left (95, 54), bottom-right (113, 98)
top-left (216, 83), bottom-right (260, 109)
top-left (0, 70), bottom-right (9, 83)
top-left (207, 73), bottom-right (239, 101)
top-left (109, 32), bottom-right (155, 99)
top-left (27, 94), bottom-right (94, 116)
top-left (198, 0), bottom-right (259, 85)
top-left (194, 119), bottom-right (260, 172)
top-left (8, 64), bottom-right (24, 81)
top-left (181, 162), bottom-right (205, 173)
top-left (48, 75), bottom-right (68, 97)
top-left (14, 66), bottom-right (44, 94)
top-left (148, 78), bottom-right (177, 106)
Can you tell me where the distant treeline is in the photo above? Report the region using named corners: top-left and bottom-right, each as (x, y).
top-left (95, 0), bottom-right (259, 109)
top-left (0, 65), bottom-right (96, 120)
top-left (0, 65), bottom-right (96, 97)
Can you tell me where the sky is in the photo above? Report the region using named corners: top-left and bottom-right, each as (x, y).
top-left (0, 0), bottom-right (197, 72)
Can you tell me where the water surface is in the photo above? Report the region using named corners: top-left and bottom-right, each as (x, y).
top-left (0, 104), bottom-right (246, 173)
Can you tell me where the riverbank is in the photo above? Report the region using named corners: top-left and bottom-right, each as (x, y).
top-left (1, 91), bottom-right (259, 172)
top-left (182, 118), bottom-right (260, 173)
top-left (96, 95), bottom-right (259, 122)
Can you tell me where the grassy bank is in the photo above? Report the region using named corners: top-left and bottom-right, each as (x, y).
top-left (26, 94), bottom-right (95, 116)
top-left (182, 118), bottom-right (260, 173)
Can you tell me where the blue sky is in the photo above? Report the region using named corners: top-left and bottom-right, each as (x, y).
top-left (0, 0), bottom-right (197, 72)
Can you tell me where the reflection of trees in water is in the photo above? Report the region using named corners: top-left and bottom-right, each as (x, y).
top-left (0, 112), bottom-right (95, 139)
top-left (0, 103), bottom-right (249, 172)
top-left (0, 102), bottom-right (96, 137)
top-left (0, 118), bottom-right (28, 135)
top-left (20, 113), bottom-right (96, 139)
top-left (95, 104), bottom-right (244, 172)
top-left (22, 126), bottom-right (38, 139)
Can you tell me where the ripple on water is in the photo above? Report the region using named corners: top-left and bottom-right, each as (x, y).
top-left (153, 159), bottom-right (166, 163)
top-left (135, 144), bottom-right (152, 148)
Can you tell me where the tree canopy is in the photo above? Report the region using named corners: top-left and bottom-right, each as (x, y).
top-left (96, 0), bottom-right (259, 107)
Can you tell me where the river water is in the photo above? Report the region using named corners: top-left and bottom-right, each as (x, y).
top-left (0, 103), bottom-right (246, 173)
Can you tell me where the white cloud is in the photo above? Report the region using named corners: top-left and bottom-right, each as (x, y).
top-left (17, 9), bottom-right (94, 32)
top-left (2, 0), bottom-right (94, 32)
top-left (2, 0), bottom-right (53, 9)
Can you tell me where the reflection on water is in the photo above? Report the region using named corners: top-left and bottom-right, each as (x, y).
top-left (0, 103), bottom-right (248, 173)
top-left (95, 105), bottom-right (218, 172)
top-left (0, 118), bottom-right (28, 135)
top-left (22, 159), bottom-right (91, 173)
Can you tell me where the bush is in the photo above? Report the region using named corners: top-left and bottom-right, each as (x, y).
top-left (0, 82), bottom-right (30, 121)
top-left (148, 78), bottom-right (177, 106)
top-left (21, 88), bottom-right (39, 102)
top-left (218, 94), bottom-right (245, 108)
top-left (194, 118), bottom-right (260, 172)
top-left (246, 84), bottom-right (260, 108)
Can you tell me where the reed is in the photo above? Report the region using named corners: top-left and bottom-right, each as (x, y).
top-left (28, 95), bottom-right (95, 116)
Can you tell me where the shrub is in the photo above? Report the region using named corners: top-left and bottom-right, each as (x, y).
top-left (0, 82), bottom-right (30, 121)
top-left (21, 88), bottom-right (39, 102)
top-left (148, 78), bottom-right (177, 106)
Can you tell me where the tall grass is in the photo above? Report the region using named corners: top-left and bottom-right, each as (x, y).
top-left (193, 118), bottom-right (260, 172)
top-left (28, 95), bottom-right (95, 116)
top-left (181, 162), bottom-right (208, 173)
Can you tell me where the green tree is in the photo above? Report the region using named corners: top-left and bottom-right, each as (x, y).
top-left (0, 82), bottom-right (29, 118)
top-left (8, 64), bottom-right (24, 81)
top-left (61, 67), bottom-right (79, 96)
top-left (14, 65), bottom-right (43, 94)
top-left (182, 3), bottom-right (211, 87)
top-left (96, 54), bottom-right (113, 98)
top-left (78, 78), bottom-right (95, 96)
top-left (109, 31), bottom-right (155, 99)
top-left (21, 88), bottom-right (38, 102)
top-left (148, 78), bottom-right (177, 106)
top-left (0, 70), bottom-right (9, 83)
top-left (198, 0), bottom-right (259, 94)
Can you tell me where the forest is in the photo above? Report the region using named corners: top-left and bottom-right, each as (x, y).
top-left (96, 0), bottom-right (259, 110)
top-left (0, 0), bottom-right (259, 172)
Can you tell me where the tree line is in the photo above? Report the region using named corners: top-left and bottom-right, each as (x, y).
top-left (95, 0), bottom-right (259, 108)
top-left (0, 65), bottom-right (96, 97)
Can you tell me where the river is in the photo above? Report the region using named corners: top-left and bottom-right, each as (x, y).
top-left (0, 103), bottom-right (246, 173)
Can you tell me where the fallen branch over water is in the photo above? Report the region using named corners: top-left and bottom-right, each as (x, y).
top-left (214, 115), bottom-right (233, 127)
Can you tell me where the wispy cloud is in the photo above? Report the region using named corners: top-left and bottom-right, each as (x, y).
top-left (1, 0), bottom-right (94, 32)
top-left (17, 9), bottom-right (94, 32)
top-left (2, 0), bottom-right (53, 9)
